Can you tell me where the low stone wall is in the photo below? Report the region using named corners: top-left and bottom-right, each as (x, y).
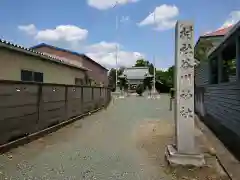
top-left (0, 80), bottom-right (111, 146)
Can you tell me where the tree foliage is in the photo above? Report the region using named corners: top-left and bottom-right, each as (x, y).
top-left (134, 59), bottom-right (154, 91)
top-left (148, 63), bottom-right (154, 75)
top-left (194, 39), bottom-right (214, 61)
top-left (108, 67), bottom-right (125, 91)
top-left (107, 38), bottom-right (215, 92)
top-left (134, 58), bottom-right (174, 89)
top-left (134, 59), bottom-right (149, 67)
top-left (136, 84), bottom-right (144, 96)
top-left (119, 75), bottom-right (127, 91)
top-left (108, 58), bottom-right (175, 93)
top-left (134, 59), bottom-right (154, 75)
top-left (155, 66), bottom-right (174, 88)
top-left (143, 76), bottom-right (152, 91)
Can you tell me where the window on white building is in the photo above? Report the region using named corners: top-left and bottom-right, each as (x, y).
top-left (21, 70), bottom-right (43, 83)
top-left (75, 78), bottom-right (83, 85)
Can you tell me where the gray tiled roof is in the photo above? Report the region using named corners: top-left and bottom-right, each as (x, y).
top-left (122, 67), bottom-right (151, 79)
top-left (0, 39), bottom-right (90, 71)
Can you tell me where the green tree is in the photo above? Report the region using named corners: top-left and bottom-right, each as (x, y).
top-left (136, 84), bottom-right (144, 96)
top-left (108, 67), bottom-right (125, 91)
top-left (143, 76), bottom-right (153, 91)
top-left (165, 66), bottom-right (174, 87)
top-left (195, 39), bottom-right (214, 62)
top-left (118, 66), bottom-right (125, 76)
top-left (134, 59), bottom-right (154, 90)
top-left (134, 59), bottom-right (149, 67)
top-left (108, 68), bottom-right (116, 90)
top-left (134, 59), bottom-right (155, 75)
top-left (148, 63), bottom-right (154, 75)
top-left (155, 66), bottom-right (174, 88)
top-left (119, 76), bottom-right (127, 91)
top-left (133, 59), bottom-right (175, 89)
top-left (124, 80), bottom-right (129, 92)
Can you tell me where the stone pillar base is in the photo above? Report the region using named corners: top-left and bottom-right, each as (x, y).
top-left (154, 95), bottom-right (161, 99)
top-left (165, 145), bottom-right (205, 167)
top-left (147, 95), bottom-right (161, 99)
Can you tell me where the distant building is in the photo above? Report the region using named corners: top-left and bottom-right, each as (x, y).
top-left (119, 67), bottom-right (152, 90)
top-left (31, 43), bottom-right (109, 86)
top-left (0, 39), bottom-right (88, 85)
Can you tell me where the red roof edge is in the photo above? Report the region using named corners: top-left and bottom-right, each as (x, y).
top-left (31, 43), bottom-right (108, 71)
top-left (203, 25), bottom-right (233, 37)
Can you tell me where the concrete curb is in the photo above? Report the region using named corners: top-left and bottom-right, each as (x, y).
top-left (195, 114), bottom-right (240, 180)
top-left (0, 105), bottom-right (108, 154)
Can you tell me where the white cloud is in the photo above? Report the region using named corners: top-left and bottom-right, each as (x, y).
top-left (138, 4), bottom-right (179, 31)
top-left (35, 25), bottom-right (88, 42)
top-left (85, 41), bottom-right (119, 53)
top-left (18, 24), bottom-right (143, 68)
top-left (18, 24), bottom-right (37, 35)
top-left (221, 11), bottom-right (240, 28)
top-left (87, 0), bottom-right (139, 10)
top-left (18, 24), bottom-right (88, 48)
top-left (85, 41), bottom-right (144, 68)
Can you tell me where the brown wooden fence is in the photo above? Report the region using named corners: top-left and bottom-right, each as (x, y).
top-left (0, 80), bottom-right (111, 146)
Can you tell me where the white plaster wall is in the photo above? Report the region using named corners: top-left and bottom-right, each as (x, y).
top-left (0, 48), bottom-right (85, 85)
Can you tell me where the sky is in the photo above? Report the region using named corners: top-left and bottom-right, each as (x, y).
top-left (1, 0), bottom-right (240, 70)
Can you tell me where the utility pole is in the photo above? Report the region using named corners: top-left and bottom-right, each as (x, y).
top-left (114, 1), bottom-right (119, 93)
top-left (153, 10), bottom-right (156, 95)
top-left (153, 56), bottom-right (156, 94)
top-left (115, 43), bottom-right (118, 92)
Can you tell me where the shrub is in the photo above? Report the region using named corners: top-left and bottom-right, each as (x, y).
top-left (136, 84), bottom-right (144, 96)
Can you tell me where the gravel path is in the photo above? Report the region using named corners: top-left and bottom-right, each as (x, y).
top-left (0, 94), bottom-right (173, 180)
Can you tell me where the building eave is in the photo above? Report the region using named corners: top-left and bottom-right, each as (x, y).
top-left (194, 34), bottom-right (224, 50)
top-left (208, 21), bottom-right (240, 59)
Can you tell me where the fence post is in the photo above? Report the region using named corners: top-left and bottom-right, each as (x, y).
top-left (37, 84), bottom-right (42, 124)
top-left (107, 88), bottom-right (110, 104)
top-left (105, 88), bottom-right (107, 105)
top-left (81, 86), bottom-right (84, 113)
top-left (202, 87), bottom-right (205, 116)
top-left (169, 88), bottom-right (174, 111)
top-left (108, 88), bottom-right (110, 103)
top-left (101, 87), bottom-right (104, 106)
top-left (92, 87), bottom-right (94, 100)
top-left (194, 88), bottom-right (197, 113)
top-left (65, 86), bottom-right (68, 120)
top-left (169, 97), bottom-right (172, 111)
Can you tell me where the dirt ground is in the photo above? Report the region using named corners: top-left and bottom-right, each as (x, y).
top-left (0, 95), bottom-right (232, 179)
top-left (134, 119), bottom-right (230, 180)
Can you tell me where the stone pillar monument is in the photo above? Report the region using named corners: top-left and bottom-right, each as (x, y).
top-left (166, 21), bottom-right (205, 166)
